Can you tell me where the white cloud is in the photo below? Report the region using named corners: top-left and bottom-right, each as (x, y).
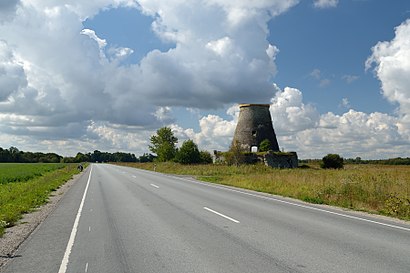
top-left (341, 98), bottom-right (350, 108)
top-left (342, 74), bottom-right (359, 84)
top-left (0, 0), bottom-right (301, 154)
top-left (270, 87), bottom-right (320, 134)
top-left (177, 85), bottom-right (410, 159)
top-left (310, 68), bottom-right (321, 79)
top-left (366, 19), bottom-right (410, 123)
top-left (0, 41), bottom-right (27, 101)
top-left (309, 68), bottom-right (331, 87)
top-left (2, 1), bottom-right (409, 160)
top-left (313, 0), bottom-right (338, 9)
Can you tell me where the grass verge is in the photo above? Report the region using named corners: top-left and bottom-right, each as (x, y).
top-left (0, 164), bottom-right (84, 236)
top-left (116, 162), bottom-right (410, 221)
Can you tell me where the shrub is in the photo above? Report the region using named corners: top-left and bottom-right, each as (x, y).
top-left (259, 139), bottom-right (271, 152)
top-left (321, 154), bottom-right (344, 169)
top-left (199, 151), bottom-right (213, 164)
top-left (174, 140), bottom-right (201, 164)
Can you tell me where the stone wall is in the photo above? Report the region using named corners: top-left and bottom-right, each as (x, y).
top-left (263, 151), bottom-right (298, 168)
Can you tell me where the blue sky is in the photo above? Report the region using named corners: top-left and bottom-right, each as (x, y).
top-left (1, 0), bottom-right (410, 159)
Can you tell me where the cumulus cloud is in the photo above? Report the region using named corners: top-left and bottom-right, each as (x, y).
top-left (175, 84), bottom-right (410, 159)
top-left (0, 41), bottom-right (27, 101)
top-left (270, 86), bottom-right (320, 134)
top-left (366, 19), bottom-right (410, 123)
top-left (0, 0), bottom-right (298, 144)
top-left (313, 0), bottom-right (338, 9)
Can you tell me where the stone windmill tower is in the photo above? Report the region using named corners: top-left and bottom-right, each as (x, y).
top-left (232, 104), bottom-right (280, 152)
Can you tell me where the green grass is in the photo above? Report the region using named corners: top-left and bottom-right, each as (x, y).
top-left (0, 163), bottom-right (84, 236)
top-left (0, 163), bottom-right (66, 184)
top-left (116, 162), bottom-right (410, 221)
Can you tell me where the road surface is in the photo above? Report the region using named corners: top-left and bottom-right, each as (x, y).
top-left (1, 164), bottom-right (409, 273)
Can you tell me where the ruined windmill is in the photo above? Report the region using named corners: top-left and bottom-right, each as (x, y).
top-left (232, 104), bottom-right (280, 152)
top-left (231, 103), bottom-right (298, 168)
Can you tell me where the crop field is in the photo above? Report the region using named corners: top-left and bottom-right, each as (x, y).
top-left (0, 163), bottom-right (66, 184)
top-left (0, 163), bottom-right (82, 236)
top-left (117, 162), bottom-right (410, 221)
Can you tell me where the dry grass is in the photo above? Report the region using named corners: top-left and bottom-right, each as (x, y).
top-left (116, 162), bottom-right (410, 221)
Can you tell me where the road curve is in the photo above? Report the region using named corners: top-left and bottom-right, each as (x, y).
top-left (1, 164), bottom-right (409, 273)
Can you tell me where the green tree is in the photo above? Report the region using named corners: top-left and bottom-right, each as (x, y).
top-left (174, 139), bottom-right (201, 164)
top-left (259, 139), bottom-right (271, 152)
top-left (225, 140), bottom-right (245, 166)
top-left (321, 154), bottom-right (344, 169)
top-left (199, 150), bottom-right (213, 164)
top-left (149, 127), bottom-right (178, 162)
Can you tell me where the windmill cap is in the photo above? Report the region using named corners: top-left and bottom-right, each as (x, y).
top-left (239, 104), bottom-right (271, 108)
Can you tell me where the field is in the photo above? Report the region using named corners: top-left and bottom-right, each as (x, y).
top-left (117, 162), bottom-right (410, 221)
top-left (0, 163), bottom-right (83, 236)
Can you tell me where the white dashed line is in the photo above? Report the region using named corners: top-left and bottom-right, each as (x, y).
top-left (150, 184), bottom-right (159, 189)
top-left (204, 207), bottom-right (240, 223)
top-left (85, 262), bottom-right (89, 272)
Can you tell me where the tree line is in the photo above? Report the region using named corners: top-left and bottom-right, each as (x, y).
top-left (0, 147), bottom-right (145, 163)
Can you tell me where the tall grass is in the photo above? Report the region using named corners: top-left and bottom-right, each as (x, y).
top-left (117, 162), bottom-right (410, 221)
top-left (0, 164), bottom-right (82, 236)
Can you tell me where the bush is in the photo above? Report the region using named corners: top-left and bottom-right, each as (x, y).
top-left (226, 140), bottom-right (245, 166)
top-left (321, 154), bottom-right (344, 169)
top-left (174, 140), bottom-right (201, 164)
top-left (199, 151), bottom-right (213, 164)
top-left (259, 139), bottom-right (271, 152)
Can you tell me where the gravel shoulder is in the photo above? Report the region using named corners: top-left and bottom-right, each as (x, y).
top-left (0, 171), bottom-right (85, 268)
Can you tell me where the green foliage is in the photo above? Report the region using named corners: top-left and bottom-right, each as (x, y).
top-left (199, 150), bottom-right (213, 164)
top-left (0, 147), bottom-right (62, 163)
top-left (259, 139), bottom-right (271, 152)
top-left (138, 153), bottom-right (156, 163)
top-left (149, 127), bottom-right (178, 162)
top-left (0, 164), bottom-right (80, 236)
top-left (175, 140), bottom-right (201, 164)
top-left (321, 154), bottom-right (344, 169)
top-left (225, 140), bottom-right (245, 166)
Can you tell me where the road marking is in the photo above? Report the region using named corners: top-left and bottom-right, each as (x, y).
top-left (88, 226), bottom-right (91, 232)
top-left (132, 175), bottom-right (137, 178)
top-left (85, 262), bottom-right (89, 272)
top-left (122, 167), bottom-right (410, 232)
top-left (58, 166), bottom-right (93, 273)
top-left (204, 207), bottom-right (240, 223)
top-left (150, 184), bottom-right (159, 189)
top-left (166, 174), bottom-right (410, 232)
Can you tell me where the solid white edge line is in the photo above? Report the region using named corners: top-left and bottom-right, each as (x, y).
top-left (204, 207), bottom-right (240, 223)
top-left (58, 165), bottom-right (93, 273)
top-left (169, 174), bottom-right (410, 232)
top-left (115, 166), bottom-right (410, 232)
top-left (150, 184), bottom-right (159, 189)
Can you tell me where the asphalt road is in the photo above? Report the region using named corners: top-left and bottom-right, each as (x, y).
top-left (2, 164), bottom-right (409, 273)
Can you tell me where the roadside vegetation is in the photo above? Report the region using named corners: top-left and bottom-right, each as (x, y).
top-left (0, 163), bottom-right (84, 236)
top-left (117, 162), bottom-right (410, 221)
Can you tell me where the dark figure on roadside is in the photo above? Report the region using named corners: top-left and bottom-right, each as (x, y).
top-left (77, 164), bottom-right (83, 172)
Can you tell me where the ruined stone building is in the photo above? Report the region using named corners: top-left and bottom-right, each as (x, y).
top-left (232, 104), bottom-right (280, 152)
top-left (231, 103), bottom-right (298, 168)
